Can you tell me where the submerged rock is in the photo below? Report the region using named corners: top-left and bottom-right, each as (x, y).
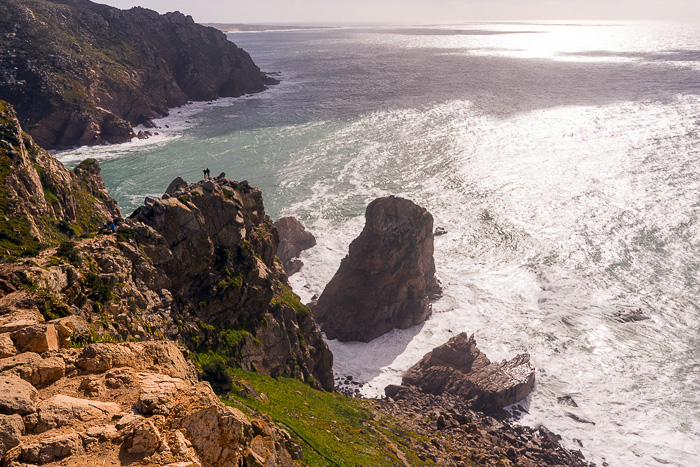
top-left (274, 216), bottom-right (316, 276)
top-left (612, 308), bottom-right (650, 323)
top-left (401, 332), bottom-right (535, 411)
top-left (314, 196), bottom-right (442, 342)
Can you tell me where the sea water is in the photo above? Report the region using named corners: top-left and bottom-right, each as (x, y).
top-left (58, 21), bottom-right (700, 466)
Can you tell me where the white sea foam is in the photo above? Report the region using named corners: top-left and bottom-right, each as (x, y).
top-left (287, 95), bottom-right (700, 466)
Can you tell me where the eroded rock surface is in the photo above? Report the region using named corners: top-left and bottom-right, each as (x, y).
top-left (401, 332), bottom-right (535, 411)
top-left (274, 216), bottom-right (316, 276)
top-left (314, 196), bottom-right (442, 342)
top-left (0, 338), bottom-right (299, 466)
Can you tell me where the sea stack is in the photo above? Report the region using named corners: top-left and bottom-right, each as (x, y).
top-left (313, 196), bottom-right (442, 342)
top-left (400, 332), bottom-right (535, 411)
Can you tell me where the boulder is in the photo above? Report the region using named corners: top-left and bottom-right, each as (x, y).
top-left (10, 324), bottom-right (59, 354)
top-left (274, 217), bottom-right (316, 276)
top-left (34, 395), bottom-right (121, 433)
top-left (21, 432), bottom-right (84, 464)
top-left (401, 333), bottom-right (535, 411)
top-left (0, 307), bottom-right (44, 334)
top-left (0, 414), bottom-right (24, 458)
top-left (76, 341), bottom-right (196, 382)
top-left (314, 196), bottom-right (442, 342)
top-left (0, 334), bottom-right (16, 358)
top-left (165, 177), bottom-right (188, 195)
top-left (0, 352), bottom-right (65, 387)
top-left (0, 375), bottom-right (37, 415)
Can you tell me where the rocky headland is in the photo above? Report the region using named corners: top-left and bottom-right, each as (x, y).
top-left (0, 99), bottom-right (594, 466)
top-left (0, 0), bottom-right (273, 149)
top-left (313, 196), bottom-right (442, 342)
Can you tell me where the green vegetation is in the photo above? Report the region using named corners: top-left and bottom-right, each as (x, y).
top-left (225, 369), bottom-right (432, 467)
top-left (56, 241), bottom-right (81, 266)
top-left (82, 272), bottom-right (114, 304)
top-left (271, 282), bottom-right (310, 318)
top-left (68, 328), bottom-right (123, 348)
top-left (115, 227), bottom-right (136, 243)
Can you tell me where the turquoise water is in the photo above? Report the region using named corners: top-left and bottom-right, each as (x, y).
top-left (59, 22), bottom-right (700, 466)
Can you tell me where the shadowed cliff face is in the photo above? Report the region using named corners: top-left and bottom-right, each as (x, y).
top-left (0, 0), bottom-right (268, 149)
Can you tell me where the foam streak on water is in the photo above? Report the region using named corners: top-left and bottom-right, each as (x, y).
top-left (58, 22), bottom-right (700, 466)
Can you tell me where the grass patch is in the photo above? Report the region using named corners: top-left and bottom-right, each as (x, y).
top-left (224, 369), bottom-right (431, 467)
top-left (69, 329), bottom-right (123, 348)
top-left (271, 283), bottom-right (310, 318)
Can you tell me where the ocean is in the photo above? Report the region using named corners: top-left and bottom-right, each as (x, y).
top-left (58, 21), bottom-right (700, 466)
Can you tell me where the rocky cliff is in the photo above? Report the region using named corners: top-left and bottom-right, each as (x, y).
top-left (0, 100), bottom-right (120, 260)
top-left (314, 196), bottom-right (442, 342)
top-left (0, 0), bottom-right (270, 149)
top-left (0, 102), bottom-right (332, 392)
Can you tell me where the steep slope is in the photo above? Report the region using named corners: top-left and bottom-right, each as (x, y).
top-left (0, 100), bottom-right (119, 259)
top-left (0, 0), bottom-right (269, 149)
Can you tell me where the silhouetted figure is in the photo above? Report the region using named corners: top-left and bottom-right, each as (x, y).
top-left (204, 167), bottom-right (210, 179)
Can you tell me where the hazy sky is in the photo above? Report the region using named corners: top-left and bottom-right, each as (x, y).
top-left (96, 0), bottom-right (700, 24)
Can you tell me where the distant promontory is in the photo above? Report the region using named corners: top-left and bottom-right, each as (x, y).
top-left (0, 0), bottom-right (273, 149)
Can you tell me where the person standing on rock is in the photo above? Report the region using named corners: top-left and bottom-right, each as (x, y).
top-left (206, 168), bottom-right (210, 178)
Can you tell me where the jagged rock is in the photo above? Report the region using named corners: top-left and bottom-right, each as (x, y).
top-left (134, 178), bottom-right (333, 391)
top-left (21, 432), bottom-right (84, 464)
top-left (401, 332), bottom-right (535, 411)
top-left (0, 414), bottom-right (24, 459)
top-left (314, 196), bottom-right (442, 342)
top-left (0, 102), bottom-right (120, 250)
top-left (76, 341), bottom-right (196, 382)
top-left (612, 308), bottom-right (650, 323)
top-left (0, 352), bottom-right (65, 387)
top-left (34, 395), bottom-right (121, 433)
top-left (274, 217), bottom-right (316, 276)
top-left (166, 177), bottom-right (189, 195)
top-left (0, 375), bottom-right (37, 415)
top-left (0, 307), bottom-right (44, 334)
top-left (0, 334), bottom-right (16, 358)
top-left (10, 324), bottom-right (59, 354)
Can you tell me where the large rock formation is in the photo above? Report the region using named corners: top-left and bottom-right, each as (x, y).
top-left (400, 332), bottom-right (535, 411)
top-left (0, 101), bottom-right (120, 258)
top-left (0, 0), bottom-right (271, 149)
top-left (133, 177), bottom-right (333, 390)
top-left (314, 196), bottom-right (442, 342)
top-left (274, 216), bottom-right (316, 276)
top-left (0, 105), bottom-right (332, 391)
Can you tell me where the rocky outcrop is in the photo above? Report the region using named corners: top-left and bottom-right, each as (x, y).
top-left (274, 216), bottom-right (316, 276)
top-left (0, 106), bottom-right (332, 390)
top-left (0, 101), bottom-right (120, 258)
top-left (314, 195), bottom-right (442, 342)
top-left (378, 385), bottom-right (594, 467)
top-left (0, 334), bottom-right (299, 466)
top-left (133, 177), bottom-right (333, 390)
top-left (400, 332), bottom-right (535, 411)
top-left (0, 0), bottom-right (270, 149)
